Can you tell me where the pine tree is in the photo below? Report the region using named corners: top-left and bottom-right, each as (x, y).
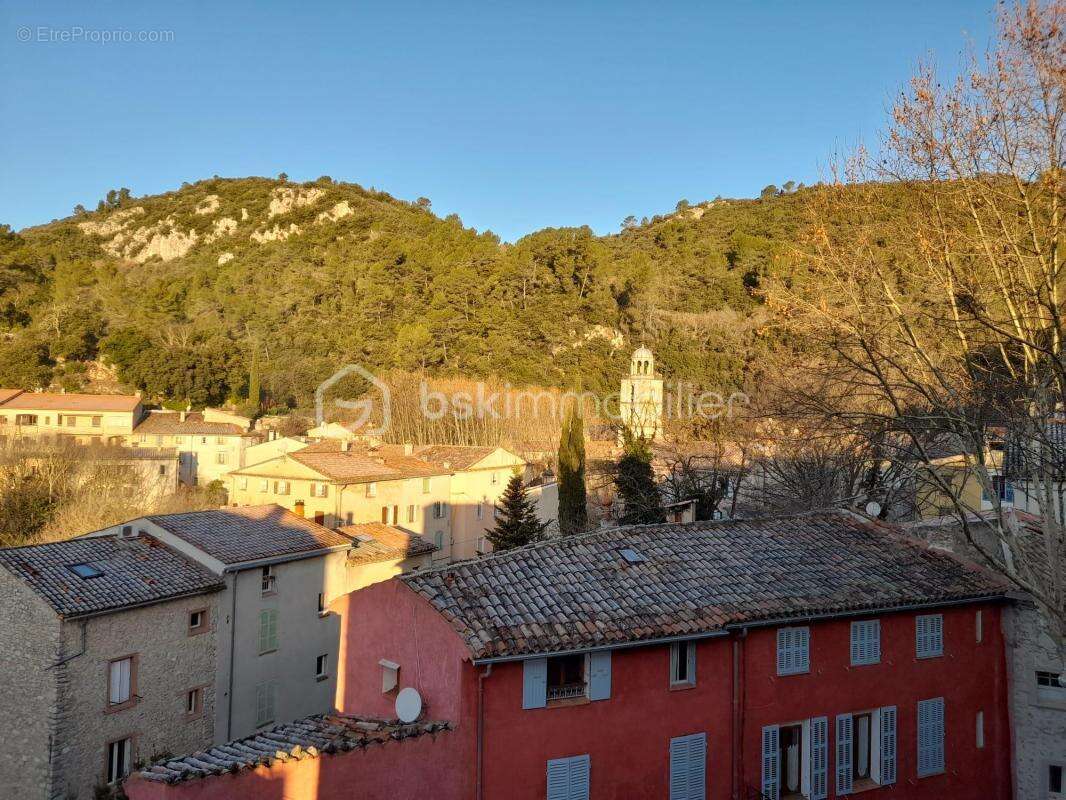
top-left (615, 428), bottom-right (665, 525)
top-left (486, 474), bottom-right (547, 552)
top-left (557, 401), bottom-right (588, 536)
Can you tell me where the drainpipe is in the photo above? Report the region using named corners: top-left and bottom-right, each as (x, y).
top-left (225, 572), bottom-right (239, 741)
top-left (476, 664), bottom-right (493, 800)
top-left (731, 629), bottom-right (747, 800)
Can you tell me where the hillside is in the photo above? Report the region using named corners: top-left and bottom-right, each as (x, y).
top-left (0, 176), bottom-right (821, 411)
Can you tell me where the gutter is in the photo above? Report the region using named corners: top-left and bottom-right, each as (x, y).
top-left (469, 593), bottom-right (1009, 665)
top-left (221, 545), bottom-right (351, 573)
top-left (63, 584), bottom-right (225, 622)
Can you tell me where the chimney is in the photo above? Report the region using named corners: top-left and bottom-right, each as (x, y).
top-left (180, 411), bottom-right (187, 423)
top-left (293, 500), bottom-right (305, 517)
top-left (404, 443), bottom-right (413, 456)
top-left (340, 440), bottom-right (350, 452)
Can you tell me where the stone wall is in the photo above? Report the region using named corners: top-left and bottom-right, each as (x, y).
top-left (0, 569), bottom-right (62, 800)
top-left (1003, 599), bottom-right (1066, 800)
top-left (50, 593), bottom-right (220, 799)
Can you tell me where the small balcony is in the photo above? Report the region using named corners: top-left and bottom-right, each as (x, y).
top-left (546, 682), bottom-right (586, 701)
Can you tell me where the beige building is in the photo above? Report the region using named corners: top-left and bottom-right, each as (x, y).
top-left (129, 409), bottom-right (257, 487)
top-left (0, 533), bottom-right (223, 799)
top-left (619, 346), bottom-right (664, 441)
top-left (0, 389), bottom-right (145, 445)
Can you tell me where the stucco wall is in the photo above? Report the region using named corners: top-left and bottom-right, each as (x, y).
top-left (53, 594), bottom-right (219, 800)
top-left (0, 568), bottom-right (62, 800)
top-left (1004, 599), bottom-right (1066, 800)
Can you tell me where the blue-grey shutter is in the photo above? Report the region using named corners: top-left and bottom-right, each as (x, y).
top-left (777, 627), bottom-right (809, 675)
top-left (761, 725), bottom-right (780, 800)
top-left (589, 650), bottom-right (611, 701)
top-left (670, 733), bottom-right (706, 800)
top-left (916, 614), bottom-right (944, 658)
top-left (687, 641), bottom-right (697, 684)
top-left (568, 754), bottom-right (590, 800)
top-left (547, 758), bottom-right (570, 800)
top-left (880, 706), bottom-right (897, 785)
top-left (809, 716), bottom-right (828, 800)
top-left (929, 615), bottom-right (943, 656)
top-left (836, 713), bottom-right (853, 795)
top-left (522, 657), bottom-right (547, 709)
top-left (851, 620), bottom-right (881, 665)
top-left (917, 697), bottom-right (945, 776)
top-left (777, 629), bottom-right (790, 674)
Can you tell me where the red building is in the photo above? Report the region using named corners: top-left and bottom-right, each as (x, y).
top-left (331, 510), bottom-right (1013, 800)
top-left (126, 511), bottom-right (1015, 800)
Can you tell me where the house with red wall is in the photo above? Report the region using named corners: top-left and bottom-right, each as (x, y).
top-left (126, 510), bottom-right (1015, 800)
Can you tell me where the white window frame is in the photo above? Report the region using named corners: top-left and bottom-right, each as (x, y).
top-left (108, 656), bottom-right (133, 706)
top-left (106, 737), bottom-right (133, 784)
top-left (366, 481), bottom-right (377, 497)
top-left (261, 564), bottom-right (276, 596)
top-left (670, 640), bottom-right (697, 687)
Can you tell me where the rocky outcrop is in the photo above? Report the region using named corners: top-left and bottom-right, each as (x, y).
top-left (316, 201), bottom-right (353, 223)
top-left (76, 207), bottom-right (145, 238)
top-left (251, 223), bottom-right (301, 243)
top-left (217, 252), bottom-right (234, 266)
top-left (268, 187), bottom-right (325, 218)
top-left (194, 195), bottom-right (220, 215)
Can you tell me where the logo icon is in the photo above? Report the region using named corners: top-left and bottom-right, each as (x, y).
top-left (315, 364), bottom-right (391, 437)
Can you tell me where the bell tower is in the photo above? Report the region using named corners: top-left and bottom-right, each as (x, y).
top-left (619, 346), bottom-right (664, 441)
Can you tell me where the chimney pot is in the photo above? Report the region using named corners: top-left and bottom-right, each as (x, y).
top-left (294, 500), bottom-right (305, 517)
top-left (404, 443), bottom-right (413, 456)
top-left (341, 440), bottom-right (350, 452)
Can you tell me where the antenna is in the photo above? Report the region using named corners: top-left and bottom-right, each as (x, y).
top-left (864, 501), bottom-right (882, 518)
top-left (395, 687), bottom-right (422, 723)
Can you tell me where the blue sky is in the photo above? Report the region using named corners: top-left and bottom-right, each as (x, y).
top-left (1, 1), bottom-right (994, 241)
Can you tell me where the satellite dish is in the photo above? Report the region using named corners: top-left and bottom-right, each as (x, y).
top-left (865, 501), bottom-right (882, 518)
top-left (395, 687), bottom-right (422, 723)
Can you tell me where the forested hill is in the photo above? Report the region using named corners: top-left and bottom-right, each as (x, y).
top-left (0, 176), bottom-right (815, 411)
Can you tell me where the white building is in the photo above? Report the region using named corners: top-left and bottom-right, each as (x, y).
top-left (619, 346), bottom-right (664, 441)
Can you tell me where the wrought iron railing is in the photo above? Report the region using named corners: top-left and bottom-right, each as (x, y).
top-left (546, 683), bottom-right (586, 701)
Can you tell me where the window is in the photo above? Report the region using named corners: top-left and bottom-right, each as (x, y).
top-left (850, 620), bottom-right (881, 666)
top-left (669, 733), bottom-right (707, 800)
top-left (188, 609), bottom-right (207, 634)
top-left (547, 653), bottom-right (587, 701)
top-left (200, 436), bottom-right (207, 445)
top-left (106, 737), bottom-right (132, 784)
top-left (258, 609), bottom-right (278, 653)
top-left (1049, 764), bottom-right (1064, 798)
top-left (314, 511), bottom-right (325, 525)
top-left (546, 754), bottom-right (590, 800)
top-left (108, 656), bottom-right (134, 707)
top-left (670, 640), bottom-right (696, 686)
top-left (976, 610), bottom-right (983, 643)
top-left (255, 682), bottom-right (276, 727)
top-left (476, 501), bottom-right (483, 520)
top-left (91, 415), bottom-right (102, 427)
top-left (916, 614), bottom-right (944, 658)
top-left (434, 531), bottom-right (444, 549)
top-left (422, 477), bottom-right (431, 494)
top-left (66, 415), bottom-right (76, 427)
top-left (776, 627), bottom-right (810, 676)
top-left (976, 710), bottom-right (984, 748)
top-left (216, 436), bottom-right (226, 445)
top-left (917, 697), bottom-right (945, 777)
top-left (185, 687), bottom-right (202, 716)
top-left (761, 719), bottom-right (829, 800)
top-left (433, 500), bottom-right (446, 519)
top-left (238, 477), bottom-right (248, 490)
top-left (215, 452), bottom-right (228, 465)
top-left (312, 482), bottom-right (328, 498)
top-left (261, 565), bottom-right (276, 595)
top-left (69, 563), bottom-right (103, 579)
top-left (1037, 670), bottom-right (1066, 702)
top-left (317, 592), bottom-right (326, 615)
top-left (381, 506), bottom-right (389, 524)
top-left (407, 504), bottom-right (416, 523)
top-left (274, 480), bottom-right (290, 495)
top-left (16, 414), bottom-right (39, 425)
top-left (258, 479), bottom-right (269, 492)
top-left (380, 659), bottom-right (400, 693)
top-left (834, 708), bottom-right (896, 793)
top-left (175, 436), bottom-right (185, 445)
top-left (158, 464), bottom-right (167, 476)
top-left (315, 653), bottom-right (329, 680)
top-left (366, 481), bottom-right (377, 497)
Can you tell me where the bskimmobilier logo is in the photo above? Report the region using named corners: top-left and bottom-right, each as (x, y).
top-left (315, 364), bottom-right (391, 436)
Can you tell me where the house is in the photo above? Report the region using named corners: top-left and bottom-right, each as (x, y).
top-left (129, 409), bottom-right (257, 487)
top-left (239, 433), bottom-right (311, 469)
top-left (225, 441), bottom-right (524, 562)
top-left (82, 505), bottom-right (435, 743)
top-left (0, 389), bottom-right (145, 445)
top-left (129, 511), bottom-right (1015, 800)
top-left (904, 510), bottom-right (1066, 800)
top-left (0, 533), bottom-right (224, 799)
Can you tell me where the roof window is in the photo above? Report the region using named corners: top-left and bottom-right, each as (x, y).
top-left (619, 547), bottom-right (646, 564)
top-left (68, 563), bottom-right (103, 579)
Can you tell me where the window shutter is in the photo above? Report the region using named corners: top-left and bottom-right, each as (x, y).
top-left (109, 659), bottom-right (130, 704)
top-left (777, 629), bottom-right (790, 674)
top-left (851, 620), bottom-right (881, 665)
top-left (880, 706), bottom-right (897, 784)
top-left (836, 713), bottom-right (853, 794)
top-left (522, 657), bottom-right (547, 709)
top-left (687, 640), bottom-right (697, 684)
top-left (547, 759), bottom-right (569, 800)
top-left (917, 697), bottom-right (945, 776)
top-left (669, 732), bottom-right (706, 800)
top-left (568, 755), bottom-right (590, 800)
top-left (589, 651), bottom-right (611, 701)
top-left (809, 716), bottom-right (828, 800)
top-left (917, 614), bottom-right (944, 658)
top-left (761, 725), bottom-right (780, 800)
top-left (777, 628), bottom-right (808, 675)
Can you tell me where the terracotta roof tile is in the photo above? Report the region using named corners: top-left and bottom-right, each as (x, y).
top-left (402, 511), bottom-right (1010, 660)
top-left (338, 522), bottom-right (437, 564)
top-left (134, 411), bottom-right (248, 436)
top-left (290, 441), bottom-right (447, 483)
top-left (0, 390), bottom-right (141, 412)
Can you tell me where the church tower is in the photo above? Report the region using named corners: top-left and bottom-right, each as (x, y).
top-left (619, 346), bottom-right (664, 441)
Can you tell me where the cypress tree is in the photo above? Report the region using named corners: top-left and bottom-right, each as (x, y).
top-left (486, 474), bottom-right (547, 551)
top-left (557, 401), bottom-right (588, 536)
top-left (616, 428), bottom-right (666, 525)
top-left (247, 349), bottom-right (261, 411)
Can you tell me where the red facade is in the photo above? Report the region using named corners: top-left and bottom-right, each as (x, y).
top-left (336, 582), bottom-right (1013, 800)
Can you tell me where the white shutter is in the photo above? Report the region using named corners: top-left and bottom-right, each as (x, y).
top-left (917, 697), bottom-right (945, 776)
top-left (522, 657), bottom-right (547, 709)
top-left (836, 713), bottom-right (853, 794)
top-left (109, 658), bottom-right (131, 704)
top-left (588, 651), bottom-right (611, 701)
top-left (670, 733), bottom-right (706, 800)
top-left (761, 725), bottom-right (780, 800)
top-left (880, 706), bottom-right (897, 784)
top-left (809, 716), bottom-right (828, 800)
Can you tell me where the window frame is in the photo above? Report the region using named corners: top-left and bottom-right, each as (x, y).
top-left (255, 681), bottom-right (277, 728)
top-left (258, 608), bottom-right (279, 654)
top-left (187, 607), bottom-right (208, 636)
top-left (670, 640), bottom-right (697, 688)
top-left (546, 652), bottom-right (589, 703)
top-left (261, 564), bottom-right (277, 596)
top-left (184, 686), bottom-right (205, 719)
top-left (105, 736), bottom-right (133, 785)
top-left (315, 653), bottom-right (329, 681)
top-left (106, 655), bottom-right (137, 711)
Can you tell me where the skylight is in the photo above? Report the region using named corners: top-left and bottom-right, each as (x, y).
top-left (68, 563), bottom-right (103, 579)
top-left (619, 548), bottom-right (646, 564)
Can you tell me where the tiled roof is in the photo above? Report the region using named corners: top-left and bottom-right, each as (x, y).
top-left (0, 390), bottom-right (141, 412)
top-left (289, 441), bottom-right (447, 483)
top-left (136, 715), bottom-right (451, 785)
top-left (410, 445), bottom-right (504, 471)
top-left (134, 411), bottom-right (248, 436)
top-left (338, 522), bottom-right (437, 564)
top-left (0, 389), bottom-right (23, 404)
top-left (148, 505), bottom-right (351, 566)
top-left (402, 510), bottom-right (1010, 660)
top-left (0, 535), bottom-right (223, 618)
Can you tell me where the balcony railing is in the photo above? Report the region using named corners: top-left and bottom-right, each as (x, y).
top-left (546, 683), bottom-right (586, 701)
